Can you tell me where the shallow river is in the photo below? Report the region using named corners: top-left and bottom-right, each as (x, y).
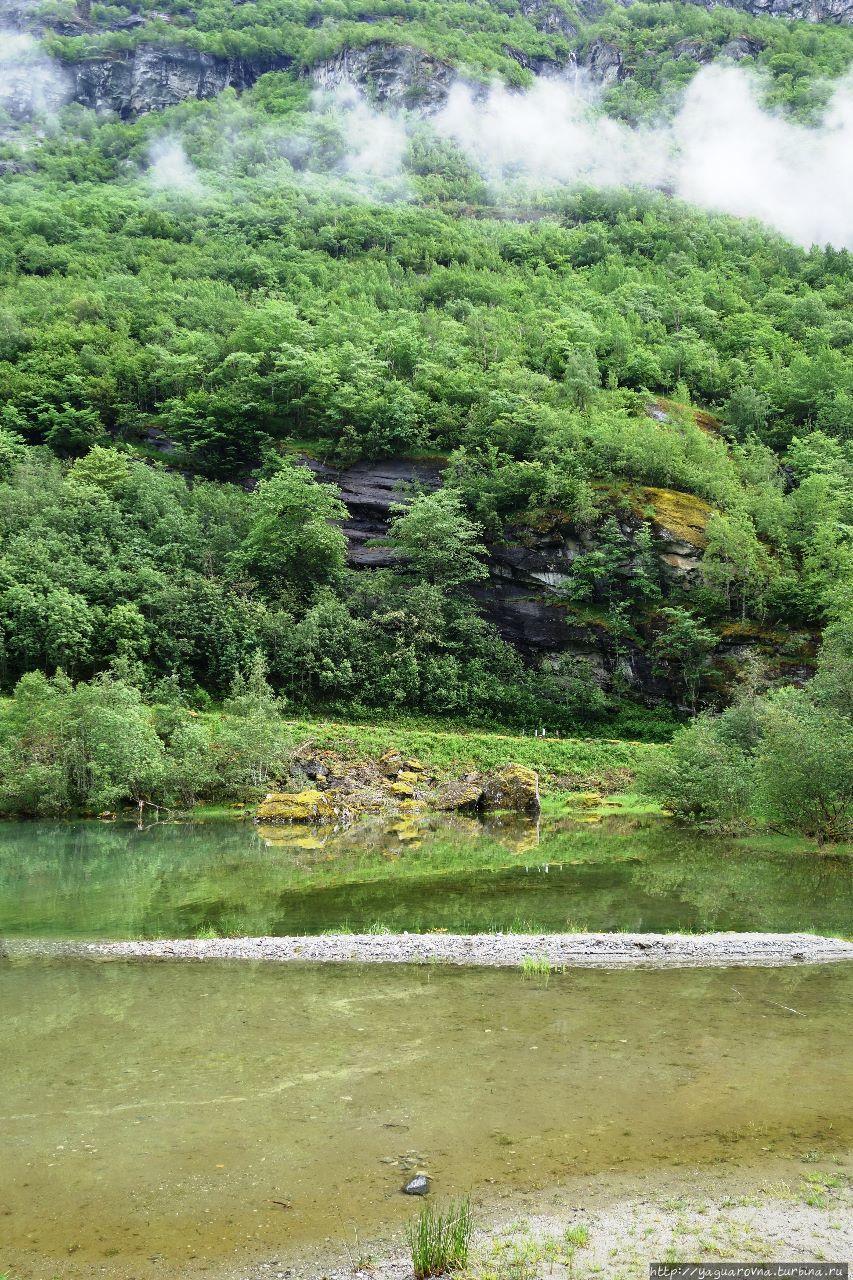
top-left (2, 958), bottom-right (852, 1278)
top-left (1, 813), bottom-right (852, 937)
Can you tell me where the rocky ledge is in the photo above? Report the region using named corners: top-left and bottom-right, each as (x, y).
top-left (9, 932), bottom-right (853, 969)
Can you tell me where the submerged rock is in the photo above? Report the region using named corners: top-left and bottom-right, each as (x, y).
top-left (402, 1172), bottom-right (430, 1196)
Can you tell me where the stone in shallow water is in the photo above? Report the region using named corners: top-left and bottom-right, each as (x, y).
top-left (402, 1173), bottom-right (430, 1196)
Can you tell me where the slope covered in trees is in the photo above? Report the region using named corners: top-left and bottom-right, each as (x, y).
top-left (0, 0), bottom-right (851, 751)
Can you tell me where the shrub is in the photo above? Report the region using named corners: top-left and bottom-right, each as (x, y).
top-left (636, 714), bottom-right (753, 830)
top-left (755, 687), bottom-right (852, 844)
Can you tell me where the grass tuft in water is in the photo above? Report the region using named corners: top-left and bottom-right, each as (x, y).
top-left (519, 956), bottom-right (553, 978)
top-left (406, 1196), bottom-right (473, 1278)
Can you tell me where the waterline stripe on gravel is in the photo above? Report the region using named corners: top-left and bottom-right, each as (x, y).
top-left (4, 932), bottom-right (853, 969)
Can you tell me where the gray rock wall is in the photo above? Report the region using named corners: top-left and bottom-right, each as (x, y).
top-left (67, 44), bottom-right (292, 118)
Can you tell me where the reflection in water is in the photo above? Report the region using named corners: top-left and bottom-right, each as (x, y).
top-left (2, 959), bottom-right (851, 1278)
top-left (0, 814), bottom-right (851, 938)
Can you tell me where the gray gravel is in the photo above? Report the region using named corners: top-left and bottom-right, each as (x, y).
top-left (5, 931), bottom-right (853, 968)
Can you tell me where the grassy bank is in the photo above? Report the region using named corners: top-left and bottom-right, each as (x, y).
top-left (269, 717), bottom-right (660, 790)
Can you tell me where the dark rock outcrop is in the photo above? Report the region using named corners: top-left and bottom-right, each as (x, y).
top-left (67, 44), bottom-right (292, 118)
top-left (304, 456), bottom-right (443, 567)
top-left (578, 38), bottom-right (626, 85)
top-left (309, 34), bottom-right (632, 115)
top-left (720, 35), bottom-right (766, 57)
top-left (502, 46), bottom-right (575, 77)
top-left (299, 454), bottom-right (821, 710)
top-left (518, 0), bottom-right (578, 36)
top-left (297, 455), bottom-right (706, 701)
top-left (673, 37), bottom-right (714, 61)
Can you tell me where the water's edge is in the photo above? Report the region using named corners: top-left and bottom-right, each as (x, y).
top-left (6, 930), bottom-right (853, 968)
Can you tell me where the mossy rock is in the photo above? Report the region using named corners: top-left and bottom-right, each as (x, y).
top-left (378, 749), bottom-right (404, 777)
top-left (640, 486), bottom-right (715, 548)
top-left (388, 780), bottom-right (415, 798)
top-left (432, 780), bottom-right (484, 812)
top-left (480, 764), bottom-right (541, 816)
top-left (255, 789), bottom-right (338, 823)
top-left (653, 398), bottom-right (723, 436)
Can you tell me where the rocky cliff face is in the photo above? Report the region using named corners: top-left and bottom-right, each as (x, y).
top-left (302, 455), bottom-right (699, 701)
top-left (309, 44), bottom-right (458, 112)
top-left (677, 0), bottom-right (853, 20)
top-left (308, 36), bottom-right (630, 111)
top-left (67, 45), bottom-right (292, 118)
top-left (301, 454), bottom-right (816, 705)
top-left (305, 457), bottom-right (442, 566)
top-left (3, 0), bottom-right (850, 127)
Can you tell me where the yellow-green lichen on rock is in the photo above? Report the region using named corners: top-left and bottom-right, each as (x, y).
top-left (255, 789), bottom-right (338, 823)
top-left (479, 764), bottom-right (540, 815)
top-left (640, 486), bottom-right (715, 549)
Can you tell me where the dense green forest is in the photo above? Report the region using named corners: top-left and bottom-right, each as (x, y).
top-left (0, 0), bottom-right (851, 821)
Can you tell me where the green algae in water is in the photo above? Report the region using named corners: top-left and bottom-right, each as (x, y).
top-left (0, 814), bottom-right (851, 938)
top-left (1, 959), bottom-right (851, 1278)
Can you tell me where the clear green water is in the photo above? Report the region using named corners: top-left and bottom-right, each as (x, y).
top-left (0, 813), bottom-right (851, 938)
top-left (2, 958), bottom-right (851, 1279)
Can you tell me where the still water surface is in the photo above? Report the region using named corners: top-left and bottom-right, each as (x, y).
top-left (1, 813), bottom-right (851, 937)
top-left (2, 958), bottom-right (852, 1278)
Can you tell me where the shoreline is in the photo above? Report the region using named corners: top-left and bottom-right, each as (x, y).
top-left (5, 930), bottom-right (853, 968)
top-left (273, 1160), bottom-right (853, 1280)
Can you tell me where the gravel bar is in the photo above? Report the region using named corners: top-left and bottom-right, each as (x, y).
top-left (5, 932), bottom-right (853, 968)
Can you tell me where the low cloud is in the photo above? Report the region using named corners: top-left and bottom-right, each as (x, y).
top-left (324, 83), bottom-right (409, 182)
top-left (435, 75), bottom-right (671, 191)
top-left (674, 65), bottom-right (853, 250)
top-left (0, 30), bottom-right (70, 123)
top-left (147, 137), bottom-right (203, 194)
top-left (320, 64), bottom-right (853, 249)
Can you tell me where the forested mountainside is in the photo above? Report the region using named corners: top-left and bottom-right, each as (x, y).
top-left (0, 0), bottom-right (851, 735)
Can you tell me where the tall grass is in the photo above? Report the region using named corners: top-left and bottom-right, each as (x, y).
top-left (406, 1196), bottom-right (473, 1278)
